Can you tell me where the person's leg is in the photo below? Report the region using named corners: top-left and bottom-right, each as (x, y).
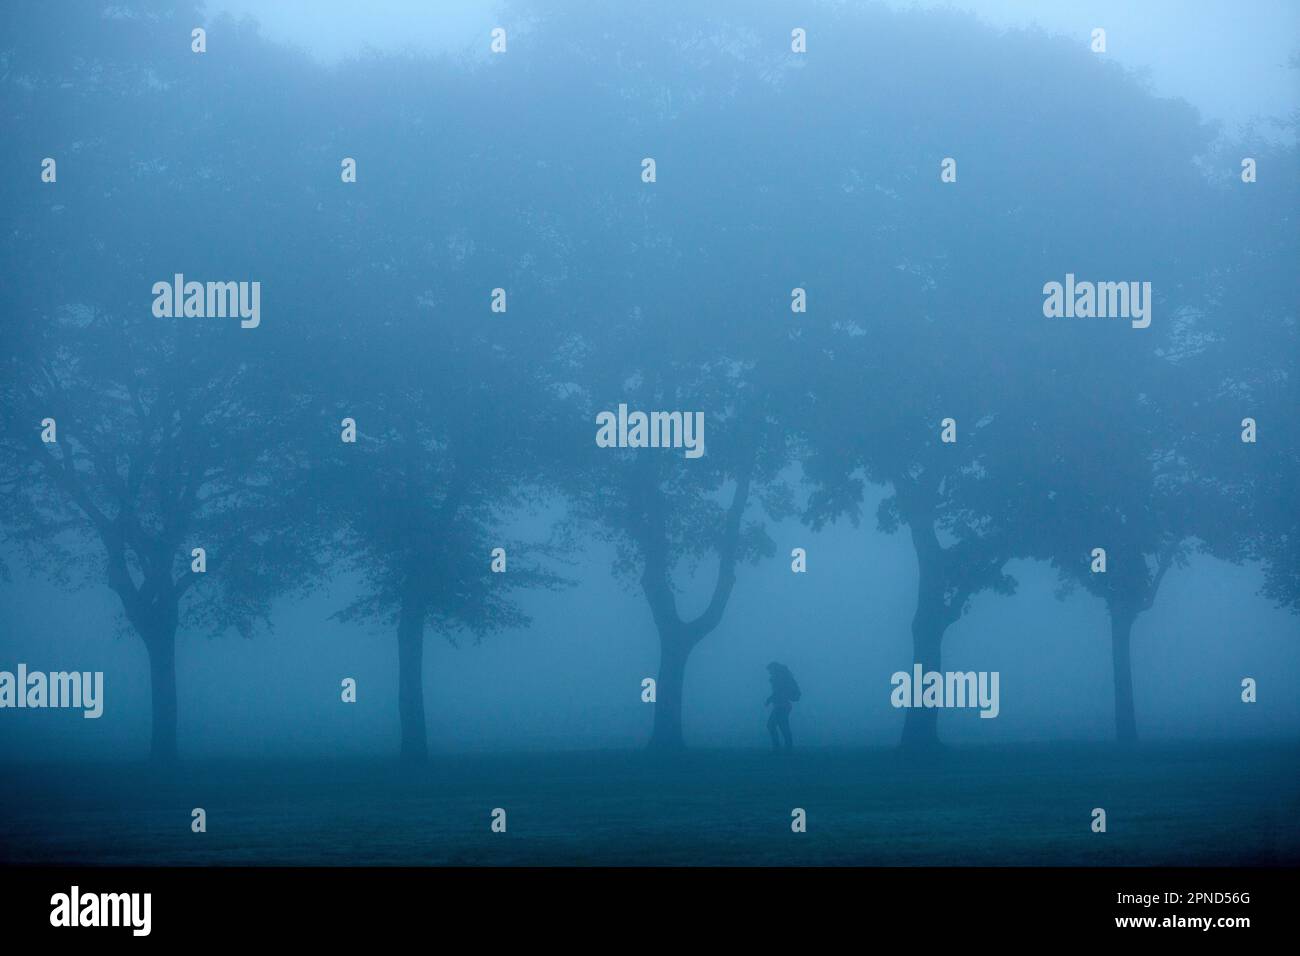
top-left (767, 710), bottom-right (781, 751)
top-left (778, 709), bottom-right (793, 751)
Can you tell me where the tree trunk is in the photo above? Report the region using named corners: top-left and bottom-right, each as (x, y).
top-left (107, 557), bottom-right (182, 764)
top-left (637, 449), bottom-right (751, 753)
top-left (900, 521), bottom-right (949, 751)
top-left (1110, 608), bottom-right (1138, 744)
top-left (396, 589), bottom-right (428, 762)
top-left (900, 603), bottom-right (947, 750)
top-left (144, 627), bottom-right (179, 764)
top-left (648, 632), bottom-right (690, 751)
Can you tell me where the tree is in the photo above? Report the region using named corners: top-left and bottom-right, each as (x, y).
top-left (310, 297), bottom-right (572, 762)
top-left (0, 310), bottom-right (324, 761)
top-left (787, 2), bottom-right (1217, 748)
top-left (1185, 133), bottom-right (1300, 617)
top-left (285, 46), bottom-right (578, 761)
top-left (1024, 122), bottom-right (1299, 742)
top-left (0, 1), bottom-right (327, 761)
top-left (500, 2), bottom-right (803, 750)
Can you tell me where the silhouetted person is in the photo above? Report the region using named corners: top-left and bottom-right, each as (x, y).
top-left (765, 661), bottom-right (800, 752)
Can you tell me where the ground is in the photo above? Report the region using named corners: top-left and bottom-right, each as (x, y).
top-left (2, 741), bottom-right (1296, 866)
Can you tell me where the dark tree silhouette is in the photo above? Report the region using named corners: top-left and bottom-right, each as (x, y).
top-left (1186, 134), bottom-right (1300, 617)
top-left (785, 4), bottom-right (1217, 748)
top-left (289, 49), bottom-right (577, 762)
top-left (0, 1), bottom-right (329, 761)
top-left (505, 3), bottom-right (801, 750)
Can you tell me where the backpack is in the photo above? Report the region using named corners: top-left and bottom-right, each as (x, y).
top-left (782, 670), bottom-right (801, 702)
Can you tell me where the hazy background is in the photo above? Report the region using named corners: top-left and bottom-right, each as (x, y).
top-left (3, 504), bottom-right (1297, 759)
top-left (1, 0), bottom-right (1296, 764)
top-left (204, 0), bottom-right (1300, 135)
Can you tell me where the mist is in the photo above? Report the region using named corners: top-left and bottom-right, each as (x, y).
top-left (1, 0), bottom-right (1295, 867)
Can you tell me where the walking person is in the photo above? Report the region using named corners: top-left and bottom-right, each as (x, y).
top-left (765, 661), bottom-right (800, 752)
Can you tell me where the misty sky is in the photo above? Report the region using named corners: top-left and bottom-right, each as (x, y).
top-left (1, 1), bottom-right (1297, 761)
top-left (203, 0), bottom-right (1300, 133)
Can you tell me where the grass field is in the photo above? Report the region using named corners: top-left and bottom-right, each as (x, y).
top-left (2, 741), bottom-right (1296, 866)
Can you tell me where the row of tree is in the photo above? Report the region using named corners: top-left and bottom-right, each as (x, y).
top-left (1, 1), bottom-right (1295, 761)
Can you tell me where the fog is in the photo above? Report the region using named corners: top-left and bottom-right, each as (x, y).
top-left (0, 0), bottom-right (1296, 869)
